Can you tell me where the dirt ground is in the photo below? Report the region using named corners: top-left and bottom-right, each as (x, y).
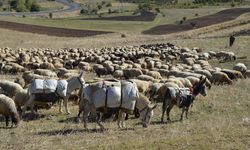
top-left (143, 8), bottom-right (250, 35)
top-left (0, 20), bottom-right (112, 37)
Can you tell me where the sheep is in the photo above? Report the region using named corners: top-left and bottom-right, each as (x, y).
top-left (137, 75), bottom-right (155, 82)
top-left (113, 70), bottom-right (124, 79)
top-left (233, 63), bottom-right (247, 74)
top-left (39, 62), bottom-right (55, 70)
top-left (14, 77), bottom-right (25, 88)
top-left (221, 69), bottom-right (244, 80)
top-left (0, 80), bottom-right (23, 98)
top-left (34, 69), bottom-right (57, 78)
top-left (146, 71), bottom-right (162, 79)
top-left (216, 51), bottom-right (236, 62)
top-left (210, 72), bottom-right (233, 85)
top-left (0, 94), bottom-right (20, 127)
top-left (22, 71), bottom-right (44, 86)
top-left (244, 70), bottom-right (250, 78)
top-left (123, 68), bottom-right (143, 79)
top-left (194, 69), bottom-right (212, 79)
top-left (93, 64), bottom-right (108, 77)
top-left (130, 79), bottom-right (151, 95)
top-left (14, 89), bottom-right (52, 115)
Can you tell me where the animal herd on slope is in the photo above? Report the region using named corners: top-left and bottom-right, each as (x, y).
top-left (0, 43), bottom-right (249, 129)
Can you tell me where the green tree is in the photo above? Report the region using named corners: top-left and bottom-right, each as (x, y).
top-left (25, 0), bottom-right (33, 10)
top-left (16, 0), bottom-right (26, 12)
top-left (30, 1), bottom-right (41, 11)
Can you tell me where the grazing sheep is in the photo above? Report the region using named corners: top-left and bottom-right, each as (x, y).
top-left (221, 69), bottom-right (244, 80)
top-left (0, 94), bottom-right (20, 127)
top-left (93, 64), bottom-right (108, 77)
top-left (130, 79), bottom-right (151, 95)
top-left (137, 75), bottom-right (155, 82)
top-left (210, 72), bottom-right (233, 85)
top-left (123, 68), bottom-right (143, 79)
top-left (14, 77), bottom-right (25, 88)
top-left (0, 80), bottom-right (23, 98)
top-left (22, 72), bottom-right (44, 86)
top-left (146, 71), bottom-right (162, 79)
top-left (14, 89), bottom-right (52, 114)
top-left (113, 70), bottom-right (124, 79)
top-left (233, 63), bottom-right (247, 74)
top-left (34, 69), bottom-right (57, 78)
top-left (40, 62), bottom-right (55, 70)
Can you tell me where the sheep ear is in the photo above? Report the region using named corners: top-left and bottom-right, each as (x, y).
top-left (199, 76), bottom-right (203, 81)
top-left (201, 77), bottom-right (206, 84)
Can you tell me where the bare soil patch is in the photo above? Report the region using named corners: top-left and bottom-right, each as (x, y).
top-left (143, 8), bottom-right (250, 35)
top-left (82, 11), bottom-right (156, 22)
top-left (0, 20), bottom-right (113, 37)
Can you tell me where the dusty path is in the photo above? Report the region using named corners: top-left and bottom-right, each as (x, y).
top-left (0, 21), bottom-right (112, 37)
top-left (143, 8), bottom-right (250, 35)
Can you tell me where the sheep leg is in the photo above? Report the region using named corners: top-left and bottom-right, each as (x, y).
top-left (166, 104), bottom-right (174, 122)
top-left (59, 100), bottom-right (63, 113)
top-left (96, 112), bottom-right (105, 131)
top-left (121, 111), bottom-right (126, 128)
top-left (180, 107), bottom-right (185, 121)
top-left (22, 95), bottom-right (35, 117)
top-left (117, 110), bottom-right (123, 128)
top-left (5, 115), bottom-right (9, 127)
top-left (83, 103), bottom-right (91, 129)
top-left (185, 107), bottom-right (189, 119)
top-left (63, 97), bottom-right (71, 114)
top-left (161, 100), bottom-right (167, 123)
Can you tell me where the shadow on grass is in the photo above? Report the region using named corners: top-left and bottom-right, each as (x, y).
top-left (37, 128), bottom-right (106, 136)
top-left (21, 113), bottom-right (47, 121)
top-left (151, 119), bottom-right (182, 125)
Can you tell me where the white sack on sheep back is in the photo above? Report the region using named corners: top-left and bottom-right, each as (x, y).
top-left (83, 80), bottom-right (139, 111)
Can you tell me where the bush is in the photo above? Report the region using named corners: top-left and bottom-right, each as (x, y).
top-left (16, 0), bottom-right (26, 12)
top-left (97, 4), bottom-right (102, 10)
top-left (22, 14), bottom-right (26, 18)
top-left (25, 0), bottom-right (33, 10)
top-left (190, 22), bottom-right (196, 27)
top-left (155, 8), bottom-right (160, 13)
top-left (121, 34), bottom-right (126, 38)
top-left (195, 13), bottom-right (199, 16)
top-left (30, 2), bottom-right (41, 12)
top-left (231, 3), bottom-right (235, 7)
top-left (0, 1), bottom-right (3, 7)
top-left (106, 2), bottom-right (111, 7)
top-left (183, 16), bottom-right (186, 21)
top-left (49, 12), bottom-right (53, 18)
top-left (179, 20), bottom-right (183, 24)
top-left (80, 8), bottom-right (88, 14)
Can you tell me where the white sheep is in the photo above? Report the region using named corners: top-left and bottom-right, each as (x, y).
top-left (0, 80), bottom-right (23, 98)
top-left (0, 94), bottom-right (20, 127)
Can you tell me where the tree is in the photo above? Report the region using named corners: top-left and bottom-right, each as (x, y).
top-left (25, 0), bottom-right (33, 10)
top-left (16, 0), bottom-right (26, 12)
top-left (30, 2), bottom-right (41, 11)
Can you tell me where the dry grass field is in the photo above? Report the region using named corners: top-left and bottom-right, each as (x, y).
top-left (0, 78), bottom-right (249, 149)
top-left (0, 4), bottom-right (250, 149)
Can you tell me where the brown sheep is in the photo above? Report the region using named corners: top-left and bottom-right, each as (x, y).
top-left (210, 72), bottom-right (233, 85)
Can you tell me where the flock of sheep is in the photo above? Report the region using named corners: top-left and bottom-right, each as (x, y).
top-left (0, 42), bottom-right (249, 128)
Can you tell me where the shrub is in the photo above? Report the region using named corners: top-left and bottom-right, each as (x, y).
top-left (22, 14), bottom-right (26, 18)
top-left (155, 8), bottom-right (160, 13)
top-left (195, 13), bottom-right (199, 16)
top-left (80, 8), bottom-right (88, 14)
top-left (106, 2), bottom-right (111, 7)
top-left (183, 16), bottom-right (186, 21)
top-left (0, 1), bottom-right (3, 7)
top-left (16, 0), bottom-right (26, 12)
top-left (231, 3), bottom-right (235, 7)
top-left (25, 0), bottom-right (33, 10)
top-left (190, 22), bottom-right (196, 27)
top-left (121, 34), bottom-right (126, 38)
top-left (179, 20), bottom-right (183, 24)
top-left (97, 4), bottom-right (102, 10)
top-left (49, 12), bottom-right (53, 18)
top-left (30, 2), bottom-right (41, 12)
